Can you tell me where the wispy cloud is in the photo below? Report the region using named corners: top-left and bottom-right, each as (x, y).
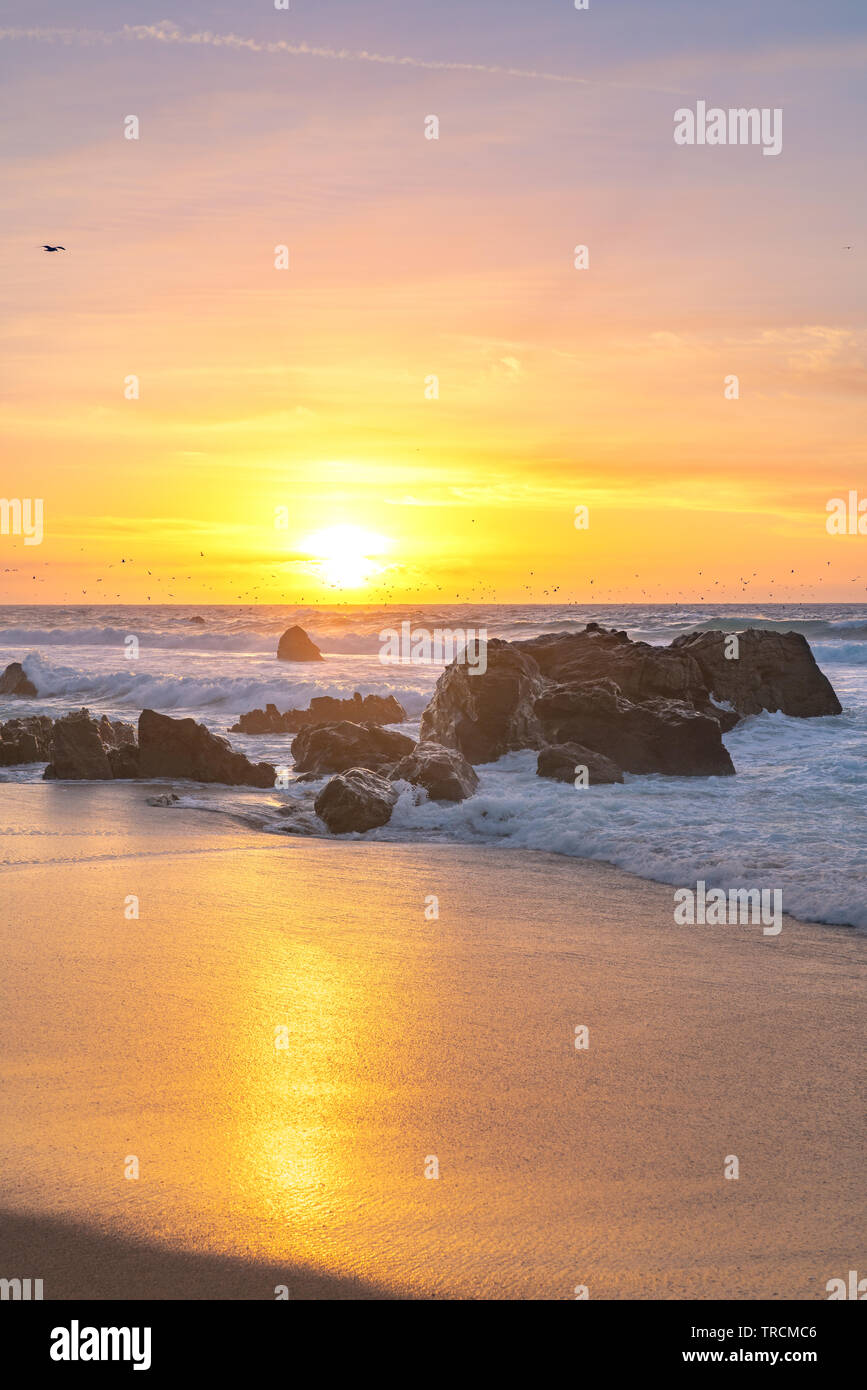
top-left (0, 21), bottom-right (689, 93)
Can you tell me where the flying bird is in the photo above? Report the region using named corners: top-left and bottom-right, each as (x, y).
top-left (41, 245), bottom-right (66, 252)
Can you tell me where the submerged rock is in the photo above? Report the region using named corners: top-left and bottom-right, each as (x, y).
top-left (0, 661), bottom-right (37, 697)
top-left (314, 767), bottom-right (398, 833)
top-left (231, 691), bottom-right (406, 735)
top-left (291, 721), bottom-right (415, 776)
top-left (138, 709), bottom-right (276, 787)
top-left (536, 742), bottom-right (624, 785)
top-left (390, 741), bottom-right (479, 802)
top-left (277, 625), bottom-right (324, 662)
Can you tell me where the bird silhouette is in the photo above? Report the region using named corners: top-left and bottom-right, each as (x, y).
top-left (41, 245), bottom-right (65, 252)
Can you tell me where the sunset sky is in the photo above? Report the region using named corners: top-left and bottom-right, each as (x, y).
top-left (1, 0), bottom-right (865, 604)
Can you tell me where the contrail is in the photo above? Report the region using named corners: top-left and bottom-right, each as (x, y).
top-left (0, 21), bottom-right (689, 93)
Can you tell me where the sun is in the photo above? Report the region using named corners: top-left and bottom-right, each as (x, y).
top-left (300, 524), bottom-right (390, 590)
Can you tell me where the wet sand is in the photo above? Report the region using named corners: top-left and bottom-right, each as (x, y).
top-left (0, 784), bottom-right (863, 1299)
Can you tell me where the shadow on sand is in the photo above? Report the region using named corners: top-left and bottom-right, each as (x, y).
top-left (0, 1210), bottom-right (400, 1300)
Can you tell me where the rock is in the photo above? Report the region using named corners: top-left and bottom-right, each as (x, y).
top-left (277, 625), bottom-right (324, 662)
top-left (146, 793), bottom-right (180, 806)
top-left (391, 741), bottom-right (480, 802)
top-left (96, 715), bottom-right (137, 749)
top-left (535, 681), bottom-right (735, 777)
top-left (314, 768), bottom-right (398, 833)
top-left (137, 709), bottom-right (276, 787)
top-left (291, 721), bottom-right (415, 776)
top-left (419, 639), bottom-right (546, 763)
top-left (44, 710), bottom-right (113, 780)
top-left (536, 742), bottom-right (624, 785)
top-left (516, 624), bottom-right (739, 730)
top-left (188, 616), bottom-right (206, 625)
top-left (108, 743), bottom-right (141, 778)
top-left (0, 730), bottom-right (41, 765)
top-left (670, 629), bottom-right (842, 718)
top-left (0, 715), bottom-right (54, 765)
top-left (0, 661), bottom-right (37, 697)
top-left (229, 703), bottom-right (284, 735)
top-left (230, 691), bottom-right (406, 735)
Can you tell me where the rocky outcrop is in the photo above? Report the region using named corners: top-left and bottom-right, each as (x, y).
top-left (391, 741), bottom-right (479, 802)
top-left (314, 768), bottom-right (398, 833)
top-left (516, 624), bottom-right (739, 731)
top-left (536, 742), bottom-right (624, 785)
top-left (96, 715), bottom-right (137, 749)
top-left (231, 691), bottom-right (406, 735)
top-left (420, 622), bottom-right (842, 780)
top-left (44, 709), bottom-right (114, 780)
top-left (535, 680), bottom-right (734, 777)
top-left (670, 629), bottom-right (842, 718)
top-left (108, 743), bottom-right (141, 778)
top-left (277, 625), bottom-right (324, 662)
top-left (291, 721), bottom-right (415, 776)
top-left (137, 709), bottom-right (276, 786)
top-left (419, 639), bottom-right (545, 763)
top-left (41, 709), bottom-right (140, 780)
top-left (0, 661), bottom-right (37, 697)
top-left (0, 715), bottom-right (54, 766)
top-left (12, 705), bottom-right (273, 786)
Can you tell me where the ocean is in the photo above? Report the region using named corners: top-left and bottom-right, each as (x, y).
top-left (1, 602), bottom-right (865, 930)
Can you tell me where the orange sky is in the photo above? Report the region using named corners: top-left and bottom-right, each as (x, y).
top-left (1, 8), bottom-right (865, 604)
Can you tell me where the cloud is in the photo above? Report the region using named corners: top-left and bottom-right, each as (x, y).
top-left (0, 21), bottom-right (689, 93)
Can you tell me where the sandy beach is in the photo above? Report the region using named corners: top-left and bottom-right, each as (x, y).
top-left (0, 782), bottom-right (862, 1300)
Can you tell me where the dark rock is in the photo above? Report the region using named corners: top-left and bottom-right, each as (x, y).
top-left (291, 721), bottom-right (415, 776)
top-left (0, 730), bottom-right (40, 765)
top-left (138, 709), bottom-right (276, 787)
top-left (188, 616), bottom-right (206, 625)
top-left (419, 639), bottom-right (545, 763)
top-left (108, 743), bottom-right (141, 778)
top-left (535, 681), bottom-right (735, 777)
top-left (229, 703), bottom-right (284, 735)
top-left (96, 715), bottom-right (137, 749)
top-left (314, 767), bottom-right (398, 833)
top-left (45, 710), bottom-right (113, 780)
top-left (230, 691), bottom-right (406, 735)
top-left (516, 624), bottom-right (739, 729)
top-left (0, 661), bottom-right (37, 697)
top-left (670, 629), bottom-right (842, 718)
top-left (391, 741), bottom-right (479, 802)
top-left (0, 715), bottom-right (54, 765)
top-left (536, 742), bottom-right (624, 785)
top-left (277, 625), bottom-right (324, 662)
